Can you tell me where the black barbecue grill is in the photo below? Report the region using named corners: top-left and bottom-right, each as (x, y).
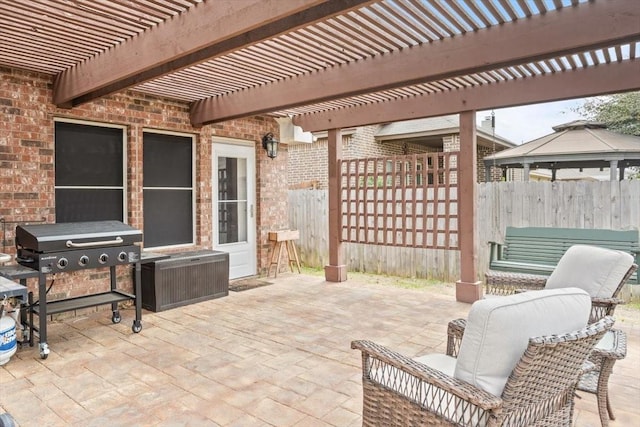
top-left (15, 220), bottom-right (143, 359)
top-left (16, 220), bottom-right (142, 273)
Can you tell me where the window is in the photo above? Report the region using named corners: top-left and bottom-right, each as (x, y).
top-left (54, 121), bottom-right (126, 222)
top-left (143, 131), bottom-right (194, 248)
top-left (217, 156), bottom-right (248, 244)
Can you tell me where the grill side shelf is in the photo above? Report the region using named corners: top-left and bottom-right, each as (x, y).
top-left (30, 290), bottom-right (134, 315)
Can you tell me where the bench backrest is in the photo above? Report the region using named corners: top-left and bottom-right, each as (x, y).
top-left (502, 227), bottom-right (640, 282)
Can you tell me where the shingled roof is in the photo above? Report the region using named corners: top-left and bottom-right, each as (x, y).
top-left (375, 115), bottom-right (515, 149)
top-left (483, 120), bottom-right (640, 180)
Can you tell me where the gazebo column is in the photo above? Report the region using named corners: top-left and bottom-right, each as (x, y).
top-left (619, 165), bottom-right (626, 181)
top-left (610, 160), bottom-right (618, 181)
top-left (455, 111), bottom-right (482, 303)
top-left (325, 128), bottom-right (347, 282)
top-left (523, 163), bottom-right (530, 181)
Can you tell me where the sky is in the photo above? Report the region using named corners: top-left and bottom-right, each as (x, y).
top-left (476, 98), bottom-right (588, 145)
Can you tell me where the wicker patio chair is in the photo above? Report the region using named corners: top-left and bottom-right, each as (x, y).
top-left (352, 288), bottom-right (612, 426)
top-left (449, 245), bottom-right (635, 356)
top-left (488, 245), bottom-right (637, 323)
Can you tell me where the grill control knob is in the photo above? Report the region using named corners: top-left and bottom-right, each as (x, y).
top-left (57, 258), bottom-right (68, 269)
top-left (79, 255), bottom-right (89, 266)
top-left (99, 253), bottom-right (109, 264)
top-left (118, 252), bottom-right (128, 262)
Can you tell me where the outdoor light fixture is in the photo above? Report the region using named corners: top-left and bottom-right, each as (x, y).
top-left (262, 132), bottom-right (279, 159)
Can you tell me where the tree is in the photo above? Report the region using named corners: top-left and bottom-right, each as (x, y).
top-left (575, 91), bottom-right (640, 179)
top-left (575, 91), bottom-right (640, 136)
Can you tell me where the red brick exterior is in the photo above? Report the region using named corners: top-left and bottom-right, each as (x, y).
top-left (1, 66), bottom-right (286, 308)
top-left (287, 127), bottom-right (431, 189)
top-left (288, 127), bottom-right (493, 188)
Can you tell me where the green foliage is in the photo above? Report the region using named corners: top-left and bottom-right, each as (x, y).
top-left (576, 91), bottom-right (640, 136)
top-left (575, 92), bottom-right (640, 179)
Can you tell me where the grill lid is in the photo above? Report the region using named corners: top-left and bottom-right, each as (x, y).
top-left (16, 221), bottom-right (142, 253)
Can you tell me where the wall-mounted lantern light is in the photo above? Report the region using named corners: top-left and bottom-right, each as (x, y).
top-left (262, 132), bottom-right (279, 159)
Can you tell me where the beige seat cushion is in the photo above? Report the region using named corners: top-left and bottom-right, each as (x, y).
top-left (545, 244), bottom-right (634, 298)
top-left (414, 353), bottom-right (456, 376)
top-left (453, 287), bottom-right (591, 397)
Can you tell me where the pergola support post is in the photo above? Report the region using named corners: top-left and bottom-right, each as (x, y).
top-left (455, 111), bottom-right (482, 303)
top-left (325, 128), bottom-right (347, 282)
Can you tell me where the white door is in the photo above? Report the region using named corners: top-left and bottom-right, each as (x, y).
top-left (213, 142), bottom-right (256, 279)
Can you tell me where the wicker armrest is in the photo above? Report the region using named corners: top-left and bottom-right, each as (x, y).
top-left (590, 297), bottom-right (624, 306)
top-left (351, 339), bottom-right (502, 410)
top-left (485, 271), bottom-right (548, 296)
top-left (589, 297), bottom-right (624, 323)
top-left (446, 318), bottom-right (467, 357)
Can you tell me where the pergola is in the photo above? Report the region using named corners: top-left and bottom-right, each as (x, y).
top-left (1, 0), bottom-right (639, 302)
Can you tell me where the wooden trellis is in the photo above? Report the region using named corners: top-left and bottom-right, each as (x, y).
top-left (340, 152), bottom-right (459, 249)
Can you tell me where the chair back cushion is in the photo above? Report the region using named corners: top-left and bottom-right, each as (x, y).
top-left (453, 288), bottom-right (591, 396)
top-left (545, 244), bottom-right (634, 298)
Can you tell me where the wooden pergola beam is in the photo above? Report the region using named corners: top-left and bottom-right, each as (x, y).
top-left (293, 59), bottom-right (640, 132)
top-left (53, 0), bottom-right (374, 107)
top-left (191, 0), bottom-right (640, 125)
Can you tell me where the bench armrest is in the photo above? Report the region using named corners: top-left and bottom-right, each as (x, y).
top-left (488, 240), bottom-right (504, 262)
top-left (631, 251), bottom-right (640, 284)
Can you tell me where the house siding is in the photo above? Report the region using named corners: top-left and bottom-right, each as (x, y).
top-left (1, 66), bottom-right (284, 308)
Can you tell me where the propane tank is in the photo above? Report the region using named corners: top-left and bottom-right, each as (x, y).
top-left (0, 297), bottom-right (17, 366)
top-left (0, 413), bottom-right (16, 427)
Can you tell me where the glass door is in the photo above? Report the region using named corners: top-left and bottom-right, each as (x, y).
top-left (213, 143), bottom-right (256, 278)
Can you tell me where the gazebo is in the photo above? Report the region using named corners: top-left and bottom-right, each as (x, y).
top-left (483, 121), bottom-right (640, 182)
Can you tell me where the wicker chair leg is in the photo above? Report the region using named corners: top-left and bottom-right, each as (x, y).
top-left (597, 358), bottom-right (617, 427)
top-left (606, 394), bottom-right (615, 421)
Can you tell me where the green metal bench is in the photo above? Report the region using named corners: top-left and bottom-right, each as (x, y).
top-left (486, 227), bottom-right (640, 295)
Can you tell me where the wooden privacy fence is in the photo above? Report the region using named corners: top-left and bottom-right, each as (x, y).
top-left (289, 180), bottom-right (640, 282)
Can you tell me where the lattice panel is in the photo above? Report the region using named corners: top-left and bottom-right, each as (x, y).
top-left (340, 153), bottom-right (458, 249)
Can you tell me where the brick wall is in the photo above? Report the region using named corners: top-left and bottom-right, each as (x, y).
top-left (287, 138), bottom-right (332, 189)
top-left (1, 66), bottom-right (285, 307)
top-left (288, 126), bottom-right (429, 189)
top-left (288, 126), bottom-right (492, 188)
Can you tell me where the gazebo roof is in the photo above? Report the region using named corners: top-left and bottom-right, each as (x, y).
top-left (484, 120), bottom-right (640, 170)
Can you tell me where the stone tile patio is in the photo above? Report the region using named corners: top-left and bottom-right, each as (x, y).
top-left (1, 273), bottom-right (639, 426)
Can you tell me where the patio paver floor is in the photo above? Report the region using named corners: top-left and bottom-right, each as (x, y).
top-left (1, 273), bottom-right (639, 426)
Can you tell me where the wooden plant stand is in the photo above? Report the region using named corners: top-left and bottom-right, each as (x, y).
top-left (268, 230), bottom-right (301, 277)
